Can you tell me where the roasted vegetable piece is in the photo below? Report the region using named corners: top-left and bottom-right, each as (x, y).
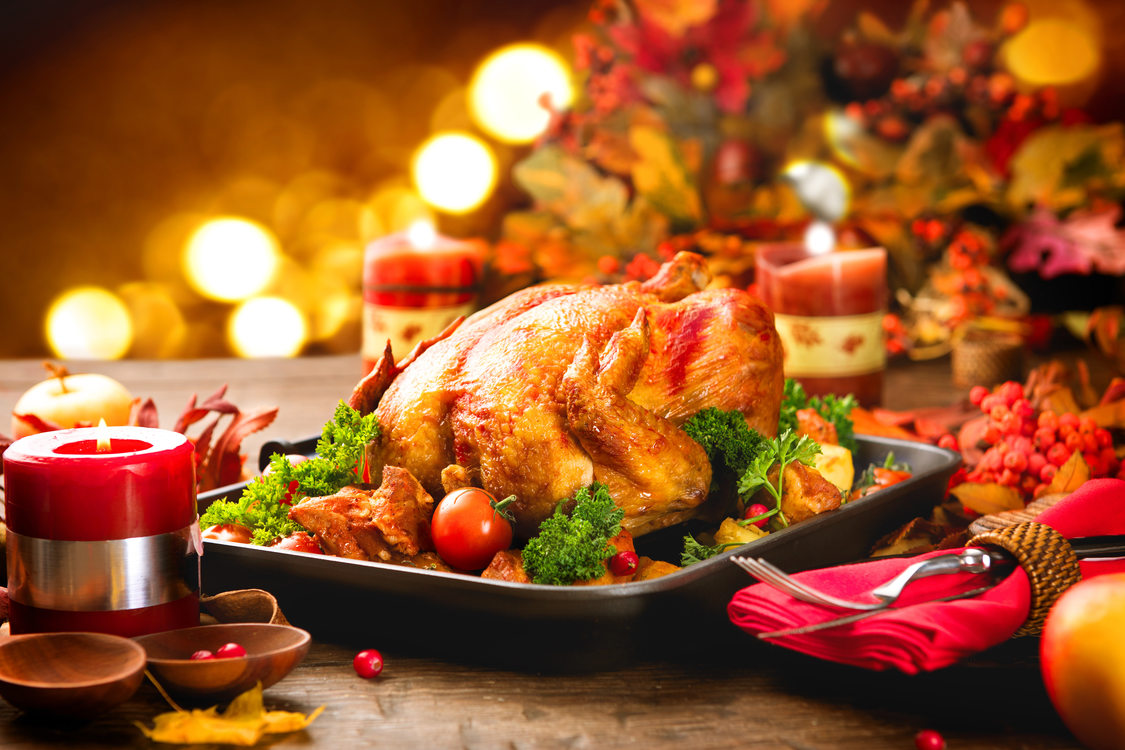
top-left (779, 379), bottom-right (858, 452)
top-left (199, 402), bottom-right (379, 545)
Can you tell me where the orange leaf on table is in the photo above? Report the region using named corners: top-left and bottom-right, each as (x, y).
top-left (1045, 451), bottom-right (1090, 496)
top-left (949, 482), bottom-right (1024, 515)
top-left (850, 407), bottom-right (925, 442)
top-left (1081, 400), bottom-right (1125, 430)
top-left (135, 681), bottom-right (322, 746)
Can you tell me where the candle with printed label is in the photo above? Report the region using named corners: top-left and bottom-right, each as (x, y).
top-left (755, 243), bottom-right (887, 406)
top-left (2, 424), bottom-right (200, 636)
top-left (362, 221), bottom-right (484, 374)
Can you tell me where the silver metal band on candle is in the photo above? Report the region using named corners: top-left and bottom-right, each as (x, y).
top-left (6, 524), bottom-right (201, 612)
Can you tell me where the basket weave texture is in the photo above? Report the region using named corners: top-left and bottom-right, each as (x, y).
top-left (967, 521), bottom-right (1082, 637)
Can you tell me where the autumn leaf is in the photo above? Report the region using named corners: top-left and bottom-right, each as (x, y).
top-left (1044, 451), bottom-right (1091, 496)
top-left (135, 682), bottom-right (323, 746)
top-left (1006, 124), bottom-right (1125, 211)
top-left (949, 482), bottom-right (1024, 515)
top-left (513, 145), bottom-right (630, 230)
top-left (628, 125), bottom-right (703, 229)
top-left (634, 0), bottom-right (719, 37)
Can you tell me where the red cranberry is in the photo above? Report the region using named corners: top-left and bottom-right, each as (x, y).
top-left (608, 550), bottom-right (639, 577)
top-left (915, 729), bottom-right (946, 750)
top-left (354, 649), bottom-right (384, 679)
top-left (743, 503), bottom-right (770, 528)
top-left (215, 642), bottom-right (247, 658)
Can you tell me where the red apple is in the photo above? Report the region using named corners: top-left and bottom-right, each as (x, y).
top-left (1040, 572), bottom-right (1125, 750)
top-left (11, 367), bottom-right (133, 439)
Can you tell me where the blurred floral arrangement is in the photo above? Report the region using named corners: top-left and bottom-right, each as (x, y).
top-left (494, 0), bottom-right (1125, 369)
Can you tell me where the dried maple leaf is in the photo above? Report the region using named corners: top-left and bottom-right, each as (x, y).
top-left (135, 682), bottom-right (323, 746)
top-left (173, 385), bottom-right (241, 434)
top-left (130, 397), bottom-right (160, 428)
top-left (198, 407), bottom-right (280, 490)
top-left (949, 482), bottom-right (1024, 516)
top-left (1044, 451), bottom-right (1090, 496)
top-left (134, 385), bottom-right (278, 492)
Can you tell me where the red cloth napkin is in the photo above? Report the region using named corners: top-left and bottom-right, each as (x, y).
top-left (727, 477), bottom-right (1125, 673)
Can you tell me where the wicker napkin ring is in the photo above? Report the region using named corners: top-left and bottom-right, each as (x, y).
top-left (967, 521), bottom-right (1082, 637)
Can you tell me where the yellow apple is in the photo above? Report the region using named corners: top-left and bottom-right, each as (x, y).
top-left (1040, 572), bottom-right (1125, 750)
top-left (11, 370), bottom-right (134, 439)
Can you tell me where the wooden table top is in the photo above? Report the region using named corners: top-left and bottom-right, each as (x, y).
top-left (0, 352), bottom-right (1108, 749)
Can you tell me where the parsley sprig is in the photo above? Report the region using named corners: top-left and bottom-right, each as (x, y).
top-left (734, 429), bottom-right (821, 528)
top-left (200, 401), bottom-right (379, 545)
top-left (779, 378), bottom-right (858, 452)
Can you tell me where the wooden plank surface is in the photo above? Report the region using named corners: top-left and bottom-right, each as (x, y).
top-left (0, 353), bottom-right (1106, 749)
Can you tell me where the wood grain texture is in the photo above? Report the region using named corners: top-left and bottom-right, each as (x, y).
top-left (0, 352), bottom-right (1114, 748)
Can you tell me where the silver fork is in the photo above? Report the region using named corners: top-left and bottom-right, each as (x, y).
top-left (730, 549), bottom-right (1009, 611)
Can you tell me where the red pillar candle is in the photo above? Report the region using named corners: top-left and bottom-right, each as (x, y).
top-left (362, 221), bottom-right (484, 374)
top-left (755, 244), bottom-right (888, 406)
top-left (3, 426), bottom-right (200, 636)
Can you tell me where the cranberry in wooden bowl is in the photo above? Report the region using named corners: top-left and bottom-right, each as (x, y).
top-left (133, 623), bottom-right (310, 705)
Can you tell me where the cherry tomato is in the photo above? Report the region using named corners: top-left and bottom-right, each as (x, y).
top-left (872, 467), bottom-right (912, 488)
top-left (215, 642), bottom-right (247, 658)
top-left (430, 488), bottom-right (515, 570)
top-left (273, 531), bottom-right (323, 554)
top-left (353, 649), bottom-right (383, 679)
top-left (202, 523), bottom-right (253, 544)
top-left (190, 650), bottom-right (215, 660)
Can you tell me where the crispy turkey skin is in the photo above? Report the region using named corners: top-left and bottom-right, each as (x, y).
top-left (350, 252), bottom-right (784, 538)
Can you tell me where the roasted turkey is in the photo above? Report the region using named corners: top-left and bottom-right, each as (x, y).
top-left (349, 251), bottom-right (784, 538)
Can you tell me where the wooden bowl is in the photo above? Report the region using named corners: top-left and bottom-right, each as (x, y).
top-left (134, 623), bottom-right (310, 705)
top-left (0, 632), bottom-right (146, 717)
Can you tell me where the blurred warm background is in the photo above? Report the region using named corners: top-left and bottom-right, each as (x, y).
top-left (1, 0), bottom-right (1123, 361)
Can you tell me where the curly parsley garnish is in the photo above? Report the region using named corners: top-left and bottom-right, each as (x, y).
top-left (522, 483), bottom-right (625, 585)
top-left (200, 401), bottom-right (379, 545)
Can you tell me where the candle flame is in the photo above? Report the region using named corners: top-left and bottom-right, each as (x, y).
top-left (406, 220), bottom-right (437, 250)
top-left (95, 418), bottom-right (112, 453)
top-left (803, 219), bottom-right (836, 257)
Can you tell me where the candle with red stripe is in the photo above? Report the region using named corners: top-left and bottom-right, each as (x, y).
top-left (3, 424), bottom-right (200, 636)
top-left (362, 220), bottom-right (484, 374)
top-left (755, 242), bottom-right (888, 407)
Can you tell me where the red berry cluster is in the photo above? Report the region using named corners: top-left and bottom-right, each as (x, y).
top-left (947, 381), bottom-right (1122, 503)
top-left (940, 229), bottom-right (1010, 326)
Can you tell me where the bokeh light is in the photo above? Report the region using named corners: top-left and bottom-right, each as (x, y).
top-left (228, 296), bottom-right (308, 358)
top-left (46, 286), bottom-right (134, 360)
top-left (412, 132), bottom-right (497, 213)
top-left (183, 217), bottom-right (281, 302)
top-left (117, 281), bottom-right (188, 359)
top-left (781, 160), bottom-right (851, 223)
top-left (469, 43), bottom-right (573, 143)
top-left (1005, 18), bottom-right (1101, 87)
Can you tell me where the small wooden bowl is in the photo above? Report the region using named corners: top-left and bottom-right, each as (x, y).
top-left (0, 632), bottom-right (146, 718)
top-left (134, 623), bottom-right (310, 705)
